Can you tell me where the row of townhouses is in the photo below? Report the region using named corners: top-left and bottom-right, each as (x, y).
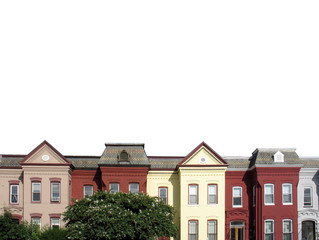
top-left (0, 140), bottom-right (318, 240)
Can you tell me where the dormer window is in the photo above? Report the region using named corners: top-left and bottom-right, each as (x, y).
top-left (274, 151), bottom-right (284, 163)
top-left (118, 150), bottom-right (129, 162)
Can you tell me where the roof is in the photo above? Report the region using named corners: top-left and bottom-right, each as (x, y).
top-left (65, 156), bottom-right (100, 169)
top-left (149, 156), bottom-right (184, 170)
top-left (249, 148), bottom-right (302, 168)
top-left (223, 156), bottom-right (250, 170)
top-left (99, 143), bottom-right (150, 166)
top-left (0, 155), bottom-right (24, 168)
top-left (300, 157), bottom-right (319, 168)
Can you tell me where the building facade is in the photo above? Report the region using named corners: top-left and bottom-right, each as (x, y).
top-left (1, 140), bottom-right (319, 240)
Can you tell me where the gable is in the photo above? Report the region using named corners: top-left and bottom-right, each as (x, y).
top-left (20, 141), bottom-right (70, 166)
top-left (178, 142), bottom-right (228, 167)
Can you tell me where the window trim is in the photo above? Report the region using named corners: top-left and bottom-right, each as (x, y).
top-left (264, 183), bottom-right (275, 205)
top-left (188, 219), bottom-right (198, 240)
top-left (9, 184), bottom-right (19, 205)
top-left (207, 219), bottom-right (217, 240)
top-left (208, 184), bottom-right (218, 205)
top-left (129, 182), bottom-right (139, 194)
top-left (49, 214), bottom-right (61, 229)
top-left (232, 186), bottom-right (243, 208)
top-left (158, 187), bottom-right (168, 204)
top-left (83, 185), bottom-right (94, 197)
top-left (264, 219), bottom-right (274, 240)
top-left (31, 181), bottom-right (42, 203)
top-left (303, 187), bottom-right (312, 207)
top-left (188, 184), bottom-right (199, 205)
top-left (282, 183), bottom-right (292, 205)
top-left (109, 183), bottom-right (120, 193)
top-left (283, 219), bottom-right (293, 240)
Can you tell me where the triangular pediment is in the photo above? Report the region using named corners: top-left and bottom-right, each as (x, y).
top-left (178, 142), bottom-right (228, 167)
top-left (20, 141), bottom-right (70, 166)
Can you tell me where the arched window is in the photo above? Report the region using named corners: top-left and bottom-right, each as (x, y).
top-left (118, 150), bottom-right (129, 162)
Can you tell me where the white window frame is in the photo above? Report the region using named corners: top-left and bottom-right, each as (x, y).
top-left (10, 184), bottom-right (19, 204)
top-left (129, 183), bottom-right (139, 194)
top-left (32, 217), bottom-right (41, 229)
top-left (189, 184), bottom-right (198, 205)
top-left (232, 186), bottom-right (242, 207)
top-left (265, 219), bottom-right (274, 240)
top-left (208, 220), bottom-right (217, 240)
top-left (282, 183), bottom-right (292, 205)
top-left (51, 218), bottom-right (60, 229)
top-left (84, 185), bottom-right (93, 197)
top-left (109, 183), bottom-right (119, 193)
top-left (158, 187), bottom-right (168, 204)
top-left (51, 182), bottom-right (60, 202)
top-left (303, 187), bottom-right (312, 207)
top-left (208, 184), bottom-right (217, 205)
top-left (32, 182), bottom-right (41, 202)
top-left (283, 219), bottom-right (293, 240)
top-left (188, 220), bottom-right (198, 240)
top-left (264, 184), bottom-right (274, 205)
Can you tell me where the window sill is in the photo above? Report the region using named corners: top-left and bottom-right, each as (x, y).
top-left (283, 203), bottom-right (293, 205)
top-left (233, 205), bottom-right (243, 208)
top-left (265, 203), bottom-right (275, 206)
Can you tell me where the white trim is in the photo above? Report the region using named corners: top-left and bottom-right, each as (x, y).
top-left (264, 183), bottom-right (275, 205)
top-left (282, 183), bottom-right (293, 205)
top-left (232, 186), bottom-right (243, 208)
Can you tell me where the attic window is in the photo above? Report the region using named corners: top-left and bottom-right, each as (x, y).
top-left (119, 150), bottom-right (129, 162)
top-left (274, 151), bottom-right (284, 163)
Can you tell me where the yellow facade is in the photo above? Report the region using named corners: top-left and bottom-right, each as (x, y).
top-left (147, 144), bottom-right (227, 240)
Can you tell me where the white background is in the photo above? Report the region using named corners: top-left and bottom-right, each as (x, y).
top-left (0, 1), bottom-right (318, 157)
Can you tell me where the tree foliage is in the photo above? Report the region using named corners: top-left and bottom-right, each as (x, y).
top-left (63, 191), bottom-right (178, 240)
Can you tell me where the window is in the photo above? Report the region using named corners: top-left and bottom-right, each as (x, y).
top-left (84, 185), bottom-right (93, 197)
top-left (109, 183), bottom-right (119, 193)
top-left (189, 184), bottom-right (198, 205)
top-left (32, 218), bottom-right (41, 229)
top-left (232, 187), bottom-right (242, 207)
top-left (119, 150), bottom-right (129, 161)
top-left (283, 219), bottom-right (292, 240)
top-left (304, 187), bottom-right (312, 207)
top-left (208, 220), bottom-right (217, 240)
top-left (283, 183), bottom-right (292, 204)
top-left (253, 185), bottom-right (256, 206)
top-left (51, 182), bottom-right (60, 202)
top-left (208, 184), bottom-right (217, 204)
top-left (10, 185), bottom-right (19, 204)
top-left (159, 187), bottom-right (168, 204)
top-left (265, 220), bottom-right (274, 240)
top-left (129, 183), bottom-right (139, 194)
top-left (51, 218), bottom-right (60, 229)
top-left (264, 184), bottom-right (274, 205)
top-left (188, 220), bottom-right (198, 240)
top-left (32, 182), bottom-right (41, 202)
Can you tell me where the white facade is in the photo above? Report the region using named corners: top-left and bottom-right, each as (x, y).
top-left (298, 167), bottom-right (319, 240)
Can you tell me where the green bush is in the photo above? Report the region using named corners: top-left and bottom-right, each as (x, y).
top-left (39, 227), bottom-right (67, 240)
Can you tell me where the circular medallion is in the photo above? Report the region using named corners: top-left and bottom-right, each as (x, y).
top-left (42, 155), bottom-right (50, 161)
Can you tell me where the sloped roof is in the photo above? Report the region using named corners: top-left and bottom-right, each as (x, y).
top-left (0, 155), bottom-right (24, 168)
top-left (66, 156), bottom-right (100, 169)
top-left (149, 156), bottom-right (184, 170)
top-left (300, 157), bottom-right (319, 168)
top-left (99, 143), bottom-right (150, 166)
top-left (223, 156), bottom-right (250, 170)
top-left (249, 148), bottom-right (302, 168)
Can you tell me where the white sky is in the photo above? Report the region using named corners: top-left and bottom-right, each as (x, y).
top-left (0, 1), bottom-right (318, 158)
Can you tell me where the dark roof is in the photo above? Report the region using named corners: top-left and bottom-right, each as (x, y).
top-left (300, 157), bottom-right (319, 168)
top-left (149, 156), bottom-right (184, 170)
top-left (249, 148), bottom-right (302, 168)
top-left (65, 156), bottom-right (100, 169)
top-left (223, 156), bottom-right (250, 170)
top-left (99, 143), bottom-right (150, 166)
top-left (0, 155), bottom-right (24, 168)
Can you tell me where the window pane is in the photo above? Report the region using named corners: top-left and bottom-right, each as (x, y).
top-left (265, 185), bottom-right (273, 194)
top-left (233, 188), bottom-right (241, 197)
top-left (10, 185), bottom-right (18, 204)
top-left (189, 185), bottom-right (197, 195)
top-left (110, 183), bottom-right (119, 193)
top-left (84, 186), bottom-right (93, 197)
top-left (304, 188), bottom-right (312, 206)
top-left (51, 183), bottom-right (60, 201)
top-left (208, 185), bottom-right (216, 195)
top-left (159, 188), bottom-right (167, 203)
top-left (283, 185), bottom-right (291, 194)
top-left (32, 183), bottom-right (41, 202)
top-left (129, 183), bottom-right (139, 194)
top-left (265, 221), bottom-right (273, 233)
